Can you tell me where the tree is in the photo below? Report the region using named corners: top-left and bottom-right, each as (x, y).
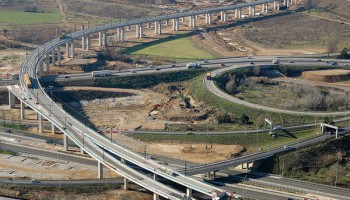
top-left (253, 66), bottom-right (261, 76)
top-left (327, 38), bottom-right (340, 57)
top-left (225, 79), bottom-right (236, 94)
top-left (217, 113), bottom-right (232, 124)
top-left (240, 114), bottom-right (249, 125)
top-left (338, 48), bottom-right (350, 59)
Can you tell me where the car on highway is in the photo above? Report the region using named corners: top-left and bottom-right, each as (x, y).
top-left (283, 145), bottom-right (290, 149)
top-left (273, 126), bottom-right (283, 130)
top-left (131, 69), bottom-right (136, 73)
top-left (220, 63), bottom-right (225, 66)
top-left (64, 75), bottom-right (69, 79)
top-left (5, 129), bottom-right (12, 133)
top-left (203, 59), bottom-right (209, 63)
top-left (288, 60), bottom-right (294, 63)
top-left (155, 68), bottom-right (161, 71)
top-left (343, 63), bottom-right (350, 66)
top-left (330, 62), bottom-right (337, 66)
top-left (247, 56), bottom-right (252, 59)
top-left (249, 62), bottom-right (254, 65)
top-left (316, 59), bottom-right (322, 62)
top-left (171, 172), bottom-right (179, 177)
top-left (272, 59), bottom-right (280, 64)
top-left (171, 64), bottom-right (176, 68)
top-left (148, 65), bottom-right (154, 69)
top-left (31, 179), bottom-right (40, 184)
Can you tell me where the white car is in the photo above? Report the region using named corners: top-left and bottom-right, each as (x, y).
top-left (273, 126), bottom-right (283, 130)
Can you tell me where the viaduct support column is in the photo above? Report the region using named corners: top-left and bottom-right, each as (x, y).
top-left (39, 61), bottom-right (44, 75)
top-left (98, 161), bottom-right (103, 179)
top-left (186, 188), bottom-right (193, 197)
top-left (51, 49), bottom-right (55, 66)
top-left (172, 19), bottom-right (176, 30)
top-left (238, 8), bottom-right (242, 19)
top-left (120, 27), bottom-right (125, 42)
top-left (45, 54), bottom-right (50, 73)
top-left (277, 2), bottom-right (280, 10)
top-left (252, 6), bottom-right (256, 16)
top-left (265, 3), bottom-right (269, 12)
top-left (189, 16), bottom-right (192, 27)
top-left (153, 194), bottom-right (159, 200)
top-left (262, 4), bottom-right (265, 13)
top-left (51, 123), bottom-right (56, 134)
top-left (124, 177), bottom-right (128, 190)
top-left (192, 15), bottom-right (196, 27)
top-left (8, 90), bottom-right (15, 108)
top-left (234, 9), bottom-right (238, 18)
top-left (175, 18), bottom-right (179, 31)
top-left (65, 42), bottom-right (70, 58)
top-left (102, 31), bottom-right (107, 47)
top-left (70, 42), bottom-right (75, 58)
top-left (38, 114), bottom-right (43, 134)
top-left (57, 46), bottom-right (61, 67)
top-left (20, 101), bottom-right (25, 120)
top-left (81, 25), bottom-right (86, 50)
top-left (63, 133), bottom-right (68, 151)
top-left (86, 34), bottom-right (90, 50)
top-left (136, 24), bottom-right (140, 37)
top-left (98, 32), bottom-right (102, 46)
top-left (249, 6), bottom-right (252, 16)
top-left (154, 22), bottom-right (158, 34)
top-left (139, 24), bottom-right (143, 38)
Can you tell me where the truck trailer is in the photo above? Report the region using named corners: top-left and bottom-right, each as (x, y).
top-left (91, 70), bottom-right (112, 77)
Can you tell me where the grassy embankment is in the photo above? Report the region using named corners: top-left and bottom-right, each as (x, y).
top-left (124, 34), bottom-right (218, 62)
top-left (131, 128), bottom-right (320, 150)
top-left (0, 11), bottom-right (62, 26)
top-left (257, 135), bottom-right (350, 188)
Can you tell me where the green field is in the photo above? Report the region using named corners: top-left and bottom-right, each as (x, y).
top-left (0, 11), bottom-right (61, 25)
top-left (127, 36), bottom-right (217, 61)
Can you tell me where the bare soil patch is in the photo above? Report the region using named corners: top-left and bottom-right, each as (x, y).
top-left (302, 70), bottom-right (350, 83)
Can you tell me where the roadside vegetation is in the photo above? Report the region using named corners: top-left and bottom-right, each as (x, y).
top-left (131, 128), bottom-right (320, 150)
top-left (257, 135), bottom-right (350, 188)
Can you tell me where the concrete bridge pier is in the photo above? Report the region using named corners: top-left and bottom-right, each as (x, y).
top-left (276, 2), bottom-right (280, 10)
top-left (65, 42), bottom-right (70, 58)
top-left (265, 3), bottom-right (269, 12)
top-left (8, 90), bottom-right (15, 109)
top-left (286, 0), bottom-right (290, 7)
top-left (51, 49), bottom-right (55, 66)
top-left (63, 133), bottom-right (68, 151)
top-left (139, 24), bottom-right (144, 38)
top-left (155, 21), bottom-right (162, 34)
top-left (262, 4), bottom-right (265, 13)
top-left (120, 27), bottom-right (125, 42)
top-left (81, 25), bottom-right (86, 50)
top-left (248, 6), bottom-right (252, 16)
top-left (98, 161), bottom-right (103, 179)
top-left (147, 22), bottom-right (151, 28)
top-left (189, 16), bottom-right (193, 27)
top-left (127, 25), bottom-right (131, 31)
top-left (39, 61), bottom-right (44, 75)
top-left (98, 32), bottom-right (103, 46)
top-left (124, 177), bottom-right (128, 190)
top-left (165, 19), bottom-right (168, 26)
top-left (186, 188), bottom-right (193, 197)
top-left (234, 9), bottom-right (238, 18)
top-left (252, 6), bottom-right (256, 16)
top-left (57, 46), bottom-right (61, 67)
top-left (38, 114), bottom-right (43, 134)
top-left (153, 174), bottom-right (157, 180)
top-left (153, 193), bottom-right (159, 200)
top-left (136, 24), bottom-right (140, 38)
top-left (102, 31), bottom-right (107, 47)
top-left (205, 13), bottom-right (212, 25)
top-left (181, 17), bottom-right (184, 22)
top-left (86, 34), bottom-right (90, 50)
top-left (238, 8), bottom-right (242, 19)
top-left (51, 123), bottom-right (56, 134)
top-left (45, 53), bottom-right (50, 73)
top-left (70, 42), bottom-right (75, 58)
top-left (20, 101), bottom-right (25, 120)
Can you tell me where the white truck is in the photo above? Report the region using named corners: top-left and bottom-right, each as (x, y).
top-left (186, 62), bottom-right (201, 69)
top-left (91, 70), bottom-right (112, 77)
